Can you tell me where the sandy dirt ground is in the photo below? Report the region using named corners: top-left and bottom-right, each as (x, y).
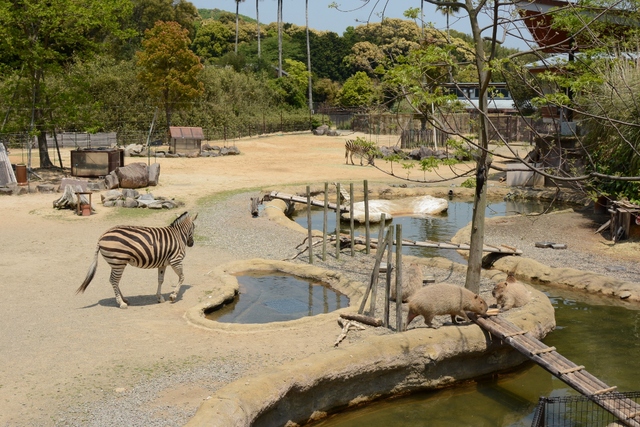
top-left (0, 132), bottom-right (633, 426)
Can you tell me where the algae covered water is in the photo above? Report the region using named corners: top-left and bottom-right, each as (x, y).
top-left (308, 286), bottom-right (640, 427)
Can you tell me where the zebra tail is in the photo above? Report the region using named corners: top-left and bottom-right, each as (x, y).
top-left (76, 245), bottom-right (100, 294)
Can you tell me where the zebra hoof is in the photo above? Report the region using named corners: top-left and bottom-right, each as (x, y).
top-left (157, 296), bottom-right (165, 303)
top-left (170, 293), bottom-right (177, 302)
top-left (119, 302), bottom-right (128, 309)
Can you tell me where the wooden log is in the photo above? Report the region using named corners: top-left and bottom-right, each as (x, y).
top-left (340, 313), bottom-right (383, 327)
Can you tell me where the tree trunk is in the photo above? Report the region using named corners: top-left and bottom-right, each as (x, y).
top-left (235, 1), bottom-right (239, 54)
top-left (306, 0), bottom-right (313, 114)
top-left (256, 0), bottom-right (261, 57)
top-left (277, 0), bottom-right (283, 77)
top-left (34, 110), bottom-right (53, 168)
top-left (464, 2), bottom-right (492, 295)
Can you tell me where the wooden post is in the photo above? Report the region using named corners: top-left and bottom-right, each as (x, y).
top-left (350, 183), bottom-right (355, 257)
top-left (323, 182), bottom-right (328, 261)
top-left (395, 224), bottom-right (403, 332)
top-left (307, 186), bottom-right (313, 264)
top-left (335, 182), bottom-right (341, 261)
top-left (364, 180), bottom-right (370, 254)
top-left (376, 213), bottom-right (386, 256)
top-left (384, 225), bottom-right (393, 328)
top-left (358, 230), bottom-right (388, 315)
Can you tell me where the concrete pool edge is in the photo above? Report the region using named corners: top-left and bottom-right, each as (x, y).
top-left (184, 286), bottom-right (555, 427)
top-left (184, 258), bottom-right (366, 333)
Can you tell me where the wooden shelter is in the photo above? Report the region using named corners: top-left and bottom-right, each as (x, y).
top-left (168, 126), bottom-right (204, 155)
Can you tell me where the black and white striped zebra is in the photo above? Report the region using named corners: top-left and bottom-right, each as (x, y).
top-left (76, 212), bottom-right (198, 309)
top-left (345, 139), bottom-right (375, 166)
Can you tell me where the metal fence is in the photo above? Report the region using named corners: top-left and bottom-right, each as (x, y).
top-left (531, 392), bottom-right (640, 427)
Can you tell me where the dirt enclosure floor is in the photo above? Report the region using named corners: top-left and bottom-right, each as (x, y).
top-left (1, 132), bottom-right (638, 426)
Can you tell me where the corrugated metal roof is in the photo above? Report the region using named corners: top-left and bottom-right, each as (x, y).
top-left (169, 126), bottom-right (204, 139)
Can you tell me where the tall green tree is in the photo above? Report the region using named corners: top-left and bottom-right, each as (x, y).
top-left (0, 0), bottom-right (133, 167)
top-left (235, 0), bottom-right (246, 53)
top-left (136, 21), bottom-right (204, 129)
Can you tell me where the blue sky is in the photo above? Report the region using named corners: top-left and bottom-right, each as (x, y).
top-left (192, 0), bottom-right (529, 49)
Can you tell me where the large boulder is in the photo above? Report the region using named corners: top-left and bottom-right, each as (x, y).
top-left (115, 162), bottom-right (149, 189)
top-left (148, 163), bottom-right (160, 186)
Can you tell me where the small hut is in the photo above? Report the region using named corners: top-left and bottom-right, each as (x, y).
top-left (168, 127), bottom-right (204, 155)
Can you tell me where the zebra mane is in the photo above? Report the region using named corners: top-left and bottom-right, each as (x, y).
top-left (171, 212), bottom-right (190, 227)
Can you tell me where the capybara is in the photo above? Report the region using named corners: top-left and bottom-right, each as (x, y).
top-left (405, 283), bottom-right (488, 330)
top-left (492, 274), bottom-right (532, 311)
top-left (390, 262), bottom-right (423, 303)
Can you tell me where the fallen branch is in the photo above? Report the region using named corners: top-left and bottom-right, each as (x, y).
top-left (333, 319), bottom-right (366, 347)
top-left (340, 313), bottom-right (383, 327)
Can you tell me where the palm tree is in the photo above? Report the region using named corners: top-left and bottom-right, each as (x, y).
top-left (436, 1), bottom-right (461, 43)
top-left (256, 0), bottom-right (261, 57)
top-left (235, 0), bottom-right (246, 54)
top-left (277, 0), bottom-right (283, 77)
top-left (306, 0), bottom-right (313, 114)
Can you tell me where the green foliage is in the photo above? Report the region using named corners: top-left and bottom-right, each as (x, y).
top-left (136, 21), bottom-right (204, 126)
top-left (461, 177), bottom-right (476, 189)
top-left (192, 20), bottom-right (234, 61)
top-left (337, 72), bottom-right (377, 107)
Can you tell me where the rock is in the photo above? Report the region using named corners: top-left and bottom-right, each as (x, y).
top-left (148, 163), bottom-right (160, 186)
top-left (124, 197), bottom-right (138, 208)
top-left (122, 188), bottom-right (139, 199)
top-left (115, 162), bottom-right (148, 189)
top-left (124, 144), bottom-right (144, 157)
top-left (101, 189), bottom-right (123, 202)
top-left (0, 187), bottom-right (12, 195)
top-left (37, 184), bottom-right (56, 193)
top-left (104, 171), bottom-right (119, 189)
top-left (87, 181), bottom-right (105, 191)
top-left (313, 124), bottom-right (329, 135)
top-left (220, 146), bottom-right (240, 156)
top-left (619, 291), bottom-right (632, 299)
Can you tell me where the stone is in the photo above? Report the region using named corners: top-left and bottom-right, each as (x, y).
top-left (148, 163), bottom-right (160, 186)
top-left (619, 291), bottom-right (632, 299)
top-left (115, 162), bottom-right (148, 189)
top-left (122, 188), bottom-right (139, 199)
top-left (37, 184), bottom-right (56, 193)
top-left (104, 171), bottom-right (119, 189)
top-left (123, 197), bottom-right (138, 208)
top-left (220, 146), bottom-right (240, 156)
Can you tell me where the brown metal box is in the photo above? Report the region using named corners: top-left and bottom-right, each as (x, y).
top-left (71, 149), bottom-right (124, 177)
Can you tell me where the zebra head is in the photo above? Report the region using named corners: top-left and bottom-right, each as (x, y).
top-left (173, 212), bottom-right (198, 247)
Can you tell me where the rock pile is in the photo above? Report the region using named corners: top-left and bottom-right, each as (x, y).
top-left (101, 189), bottom-right (183, 209)
top-left (124, 143), bottom-right (240, 158)
top-left (313, 125), bottom-right (340, 136)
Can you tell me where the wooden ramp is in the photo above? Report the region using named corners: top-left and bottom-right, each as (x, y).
top-left (267, 191), bottom-right (348, 212)
top-left (369, 236), bottom-right (523, 255)
top-left (469, 313), bottom-right (640, 427)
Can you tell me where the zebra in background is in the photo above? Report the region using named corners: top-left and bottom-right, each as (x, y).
top-left (76, 212), bottom-right (198, 309)
top-left (345, 139), bottom-right (376, 166)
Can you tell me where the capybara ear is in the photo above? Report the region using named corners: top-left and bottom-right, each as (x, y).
top-left (474, 295), bottom-right (479, 300)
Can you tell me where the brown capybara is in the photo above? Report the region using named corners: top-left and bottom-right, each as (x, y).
top-left (390, 262), bottom-right (423, 303)
top-left (492, 274), bottom-right (532, 311)
top-left (405, 283), bottom-right (488, 330)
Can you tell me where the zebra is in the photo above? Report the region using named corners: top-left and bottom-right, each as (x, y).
top-left (76, 212), bottom-right (197, 309)
top-left (345, 139), bottom-right (375, 166)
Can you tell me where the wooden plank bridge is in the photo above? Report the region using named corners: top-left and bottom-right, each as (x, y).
top-left (268, 191), bottom-right (523, 255)
top-left (469, 313), bottom-right (640, 427)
